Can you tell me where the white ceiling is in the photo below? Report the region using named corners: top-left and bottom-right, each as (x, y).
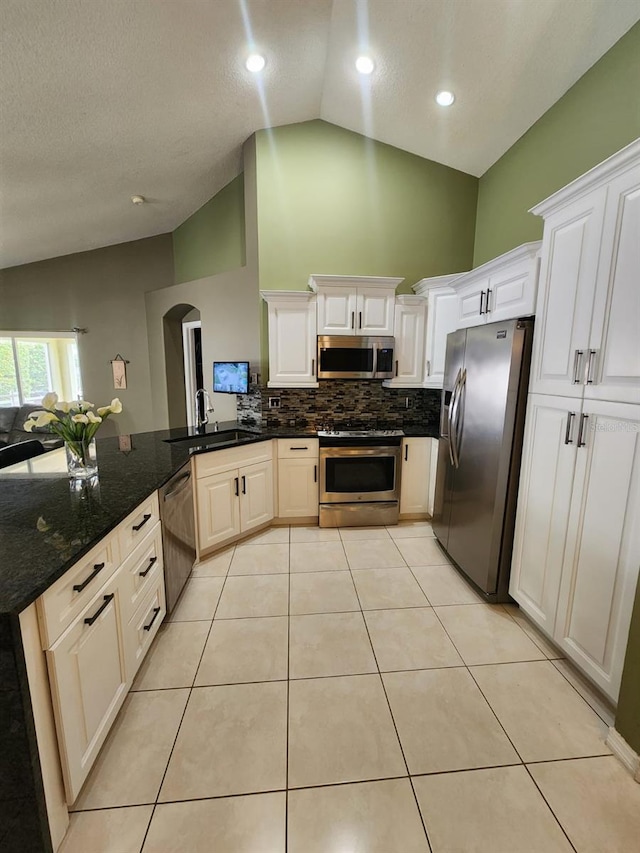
top-left (1, 0), bottom-right (639, 269)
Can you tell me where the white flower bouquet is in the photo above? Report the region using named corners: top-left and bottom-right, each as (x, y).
top-left (25, 393), bottom-right (123, 477)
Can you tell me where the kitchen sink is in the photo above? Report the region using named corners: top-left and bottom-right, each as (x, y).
top-left (163, 430), bottom-right (258, 449)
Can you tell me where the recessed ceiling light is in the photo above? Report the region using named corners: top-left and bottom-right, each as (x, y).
top-left (131, 195), bottom-right (145, 205)
top-left (245, 53), bottom-right (266, 73)
top-left (435, 90), bottom-right (455, 107)
top-left (355, 55), bottom-right (375, 75)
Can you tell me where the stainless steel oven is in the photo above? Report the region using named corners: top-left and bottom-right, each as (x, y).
top-left (318, 431), bottom-right (402, 527)
top-left (317, 336), bottom-right (395, 380)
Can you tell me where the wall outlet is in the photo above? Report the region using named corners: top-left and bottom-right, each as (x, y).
top-left (405, 396), bottom-right (412, 409)
top-left (251, 372), bottom-right (259, 385)
top-left (268, 397), bottom-right (281, 409)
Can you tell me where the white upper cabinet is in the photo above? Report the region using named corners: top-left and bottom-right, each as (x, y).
top-left (586, 166), bottom-right (640, 405)
top-left (383, 296), bottom-right (426, 388)
top-left (530, 138), bottom-right (640, 405)
top-left (529, 191), bottom-right (607, 398)
top-left (414, 274), bottom-right (464, 389)
top-left (261, 291), bottom-right (318, 388)
top-left (309, 275), bottom-right (402, 336)
top-left (451, 242), bottom-right (541, 330)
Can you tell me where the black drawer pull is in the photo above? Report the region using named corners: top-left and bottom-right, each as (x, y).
top-left (132, 513), bottom-right (151, 532)
top-left (143, 606), bottom-right (161, 632)
top-left (234, 476), bottom-right (239, 497)
top-left (139, 556), bottom-right (157, 578)
top-left (404, 445), bottom-right (408, 462)
top-left (314, 464), bottom-right (317, 483)
top-left (290, 446), bottom-right (308, 451)
top-left (241, 475), bottom-right (246, 494)
top-left (84, 594), bottom-right (114, 626)
top-left (73, 562), bottom-right (105, 593)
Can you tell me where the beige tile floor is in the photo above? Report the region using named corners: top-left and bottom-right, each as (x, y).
top-left (62, 522), bottom-right (640, 853)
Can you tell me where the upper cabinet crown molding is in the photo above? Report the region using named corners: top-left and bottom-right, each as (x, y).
top-left (530, 137), bottom-right (640, 217)
top-left (261, 289), bottom-right (315, 303)
top-left (412, 272), bottom-right (467, 295)
top-left (449, 241), bottom-right (542, 288)
top-left (308, 274), bottom-right (404, 291)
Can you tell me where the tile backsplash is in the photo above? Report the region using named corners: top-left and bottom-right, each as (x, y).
top-left (237, 378), bottom-right (441, 431)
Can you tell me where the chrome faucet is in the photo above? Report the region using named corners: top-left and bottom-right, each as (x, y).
top-left (194, 388), bottom-right (214, 432)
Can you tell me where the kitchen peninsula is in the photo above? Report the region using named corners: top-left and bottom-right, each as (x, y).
top-left (1, 417), bottom-right (438, 852)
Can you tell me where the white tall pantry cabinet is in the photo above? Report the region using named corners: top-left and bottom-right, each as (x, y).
top-left (510, 140), bottom-right (640, 703)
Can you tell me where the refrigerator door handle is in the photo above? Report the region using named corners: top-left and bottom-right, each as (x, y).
top-left (447, 369), bottom-right (462, 466)
top-left (451, 368), bottom-right (467, 468)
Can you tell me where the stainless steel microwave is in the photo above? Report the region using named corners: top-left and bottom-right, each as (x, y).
top-left (317, 335), bottom-right (395, 380)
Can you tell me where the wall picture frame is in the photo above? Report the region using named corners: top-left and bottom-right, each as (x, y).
top-left (110, 354), bottom-right (129, 390)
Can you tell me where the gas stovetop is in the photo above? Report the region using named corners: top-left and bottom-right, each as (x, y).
top-left (317, 429), bottom-right (404, 438)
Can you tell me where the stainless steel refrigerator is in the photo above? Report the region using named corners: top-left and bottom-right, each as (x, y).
top-left (432, 318), bottom-right (534, 602)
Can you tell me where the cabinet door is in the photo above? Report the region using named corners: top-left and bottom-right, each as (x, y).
top-left (47, 577), bottom-right (128, 803)
top-left (509, 395), bottom-right (579, 636)
top-left (357, 288), bottom-right (395, 335)
top-left (277, 458), bottom-right (319, 518)
top-left (486, 258), bottom-right (539, 322)
top-left (399, 438), bottom-right (431, 515)
top-left (529, 189), bottom-right (607, 398)
top-left (424, 287), bottom-right (458, 389)
top-left (586, 165), bottom-right (640, 405)
top-left (240, 460), bottom-right (274, 532)
top-left (456, 276), bottom-right (489, 328)
top-left (387, 300), bottom-right (426, 386)
top-left (196, 470), bottom-right (241, 553)
top-left (317, 287), bottom-right (358, 335)
top-left (267, 299), bottom-right (317, 387)
top-left (554, 400), bottom-right (640, 701)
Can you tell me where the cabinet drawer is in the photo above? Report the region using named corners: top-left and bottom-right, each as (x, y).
top-left (118, 492), bottom-right (160, 557)
top-left (119, 523), bottom-right (164, 623)
top-left (195, 440), bottom-right (273, 479)
top-left (124, 577), bottom-right (166, 682)
top-left (38, 533), bottom-right (121, 648)
top-left (277, 438), bottom-right (319, 459)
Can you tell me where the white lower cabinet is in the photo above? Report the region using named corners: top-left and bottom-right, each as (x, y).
top-left (38, 495), bottom-right (166, 805)
top-left (240, 460), bottom-right (274, 531)
top-left (399, 438), bottom-right (432, 516)
top-left (46, 575), bottom-right (129, 803)
top-left (197, 458), bottom-right (274, 552)
top-left (276, 439), bottom-right (319, 519)
top-left (510, 394), bottom-right (640, 701)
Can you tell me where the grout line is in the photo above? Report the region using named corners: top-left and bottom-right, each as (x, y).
top-left (549, 659), bottom-right (616, 728)
top-left (523, 764), bottom-right (579, 853)
top-left (339, 534), bottom-right (434, 851)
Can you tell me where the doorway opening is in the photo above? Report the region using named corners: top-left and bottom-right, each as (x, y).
top-left (182, 318), bottom-right (203, 428)
top-left (162, 303), bottom-right (202, 428)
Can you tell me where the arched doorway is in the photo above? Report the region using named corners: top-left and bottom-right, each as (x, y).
top-left (162, 303), bottom-right (201, 428)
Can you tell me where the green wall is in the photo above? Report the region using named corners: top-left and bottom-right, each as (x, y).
top-left (255, 120), bottom-right (478, 294)
top-left (473, 21), bottom-right (640, 266)
top-left (617, 580), bottom-right (640, 753)
top-left (172, 174), bottom-right (246, 283)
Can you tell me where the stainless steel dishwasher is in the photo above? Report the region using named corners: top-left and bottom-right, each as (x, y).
top-left (159, 461), bottom-right (196, 613)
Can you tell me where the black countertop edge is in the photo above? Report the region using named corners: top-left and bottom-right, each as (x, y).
top-left (0, 420), bottom-right (438, 615)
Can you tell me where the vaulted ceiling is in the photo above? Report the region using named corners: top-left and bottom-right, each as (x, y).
top-left (1, 0), bottom-right (638, 269)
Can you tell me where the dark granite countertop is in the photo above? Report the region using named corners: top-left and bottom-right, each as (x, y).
top-left (0, 420), bottom-right (438, 615)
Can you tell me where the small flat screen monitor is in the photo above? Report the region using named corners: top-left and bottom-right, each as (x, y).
top-left (213, 361), bottom-right (250, 395)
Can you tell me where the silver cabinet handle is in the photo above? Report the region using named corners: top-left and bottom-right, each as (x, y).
top-left (585, 349), bottom-right (597, 384)
top-left (564, 412), bottom-right (576, 445)
top-left (572, 349), bottom-right (584, 384)
top-left (479, 291), bottom-right (485, 315)
top-left (577, 414), bottom-right (589, 447)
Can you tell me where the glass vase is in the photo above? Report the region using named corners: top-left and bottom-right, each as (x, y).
top-left (65, 437), bottom-right (98, 480)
